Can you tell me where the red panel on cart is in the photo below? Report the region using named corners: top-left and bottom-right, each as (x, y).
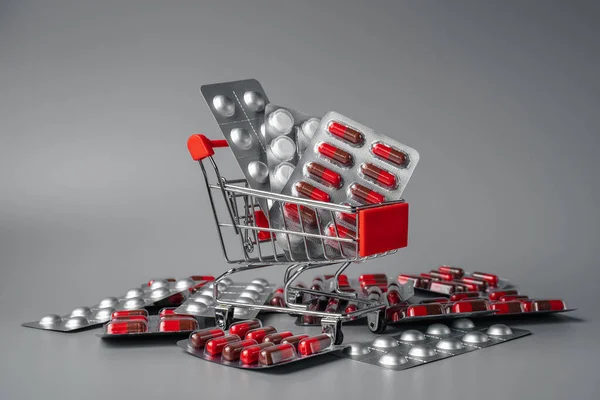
top-left (358, 202), bottom-right (408, 257)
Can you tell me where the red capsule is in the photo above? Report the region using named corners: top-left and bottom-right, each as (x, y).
top-left (450, 292), bottom-right (481, 302)
top-left (438, 266), bottom-right (464, 278)
top-left (240, 342), bottom-right (275, 364)
top-left (205, 335), bottom-right (241, 356)
top-left (345, 302), bottom-right (359, 315)
top-left (520, 299), bottom-right (534, 312)
top-left (307, 162), bottom-right (342, 188)
top-left (245, 326), bottom-right (277, 343)
top-left (428, 270), bottom-right (454, 281)
top-left (488, 290), bottom-right (519, 301)
top-left (159, 318), bottom-right (198, 332)
top-left (327, 121), bottom-right (364, 145)
top-left (327, 223), bottom-right (356, 239)
top-left (419, 297), bottom-right (450, 304)
top-left (407, 303), bottom-right (444, 317)
top-left (318, 142), bottom-right (353, 166)
top-left (275, 287), bottom-right (285, 293)
top-left (360, 273), bottom-right (387, 281)
top-left (500, 295), bottom-right (529, 302)
top-left (188, 328), bottom-right (225, 349)
top-left (295, 181), bottom-right (330, 202)
top-left (350, 183), bottom-right (385, 204)
top-left (387, 289), bottom-right (403, 306)
top-left (310, 281), bottom-right (324, 292)
top-left (111, 309), bottom-right (148, 319)
top-left (229, 319), bottom-right (262, 338)
top-left (298, 334), bottom-right (332, 356)
top-left (158, 308), bottom-right (178, 317)
top-left (259, 342), bottom-right (297, 365)
top-left (371, 143), bottom-right (407, 167)
top-left (190, 275), bottom-right (215, 282)
top-left (386, 304), bottom-right (408, 322)
top-left (112, 315), bottom-right (148, 322)
top-left (270, 293), bottom-right (285, 307)
top-left (253, 210), bottom-right (272, 242)
top-left (418, 273), bottom-right (434, 287)
top-left (491, 301), bottom-right (523, 314)
top-left (338, 211), bottom-right (357, 225)
top-left (429, 281), bottom-right (462, 295)
top-left (263, 331), bottom-right (294, 345)
top-left (156, 292), bottom-right (185, 307)
top-left (324, 298), bottom-right (341, 313)
top-left (323, 274), bottom-right (349, 282)
top-left (471, 272), bottom-right (499, 288)
top-left (451, 299), bottom-right (490, 313)
top-left (106, 320), bottom-right (148, 334)
top-left (283, 203), bottom-right (317, 226)
top-left (398, 274), bottom-right (423, 288)
top-left (531, 299), bottom-right (566, 312)
top-left (360, 163), bottom-right (397, 188)
top-left (458, 276), bottom-right (488, 291)
top-left (160, 313), bottom-right (195, 319)
top-left (222, 339), bottom-right (258, 361)
top-left (282, 334), bottom-right (310, 349)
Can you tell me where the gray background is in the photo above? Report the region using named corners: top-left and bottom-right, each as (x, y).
top-left (1, 0), bottom-right (599, 398)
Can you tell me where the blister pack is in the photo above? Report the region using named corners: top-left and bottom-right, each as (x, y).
top-left (262, 104), bottom-right (321, 193)
top-left (294, 273), bottom-right (494, 327)
top-left (22, 276), bottom-right (211, 332)
top-left (269, 111), bottom-right (420, 258)
top-left (334, 319), bottom-right (530, 370)
top-left (98, 308), bottom-right (207, 340)
top-left (177, 319), bottom-right (346, 369)
top-left (398, 267), bottom-right (574, 318)
top-left (173, 278), bottom-right (274, 320)
top-left (200, 79), bottom-right (270, 210)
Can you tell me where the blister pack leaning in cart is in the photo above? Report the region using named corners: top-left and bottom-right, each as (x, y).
top-left (269, 111), bottom-right (420, 260)
top-left (200, 79), bottom-right (271, 212)
top-left (187, 126), bottom-right (414, 342)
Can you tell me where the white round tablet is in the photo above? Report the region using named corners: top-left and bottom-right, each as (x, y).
top-left (267, 109), bottom-right (294, 135)
top-left (270, 136), bottom-right (296, 161)
top-left (274, 163), bottom-right (294, 185)
top-left (301, 118), bottom-right (320, 140)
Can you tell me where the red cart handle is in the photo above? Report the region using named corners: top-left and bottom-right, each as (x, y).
top-left (187, 134), bottom-right (229, 161)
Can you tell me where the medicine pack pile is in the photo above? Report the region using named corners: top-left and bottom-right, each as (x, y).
top-left (22, 79), bottom-right (575, 373)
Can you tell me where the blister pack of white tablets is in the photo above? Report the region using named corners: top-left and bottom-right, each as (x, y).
top-left (262, 104), bottom-right (321, 193)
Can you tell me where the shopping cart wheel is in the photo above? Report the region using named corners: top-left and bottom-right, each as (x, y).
top-left (214, 305), bottom-right (234, 330)
top-left (321, 318), bottom-right (344, 345)
top-left (367, 310), bottom-right (387, 334)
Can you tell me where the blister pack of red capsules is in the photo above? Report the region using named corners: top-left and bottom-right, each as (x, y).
top-left (200, 79), bottom-right (271, 211)
top-left (334, 318), bottom-right (530, 371)
top-left (262, 104), bottom-right (321, 193)
top-left (21, 276), bottom-right (211, 332)
top-left (177, 319), bottom-right (346, 369)
top-left (173, 278), bottom-right (275, 320)
top-left (269, 111), bottom-right (419, 258)
top-left (97, 308), bottom-right (208, 340)
top-left (399, 266), bottom-right (574, 318)
top-left (294, 273), bottom-right (495, 327)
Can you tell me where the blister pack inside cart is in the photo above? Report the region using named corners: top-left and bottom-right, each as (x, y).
top-left (189, 78), bottom-right (420, 342)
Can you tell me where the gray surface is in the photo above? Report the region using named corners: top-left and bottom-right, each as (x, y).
top-left (0, 0), bottom-right (599, 399)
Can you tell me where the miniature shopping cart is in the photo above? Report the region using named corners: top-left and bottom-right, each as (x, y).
top-left (187, 134), bottom-right (411, 344)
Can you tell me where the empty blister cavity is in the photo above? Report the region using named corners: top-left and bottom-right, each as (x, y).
top-left (39, 314), bottom-right (61, 326)
top-left (399, 330), bottom-right (426, 342)
top-left (486, 324), bottom-right (513, 337)
top-left (462, 331), bottom-right (490, 344)
top-left (436, 338), bottom-right (465, 351)
top-left (371, 336), bottom-right (399, 349)
top-left (243, 91), bottom-right (265, 112)
top-left (408, 345), bottom-right (437, 358)
top-left (426, 324), bottom-right (452, 337)
top-left (212, 95), bottom-right (235, 117)
top-left (452, 318), bottom-right (475, 330)
top-left (248, 161), bottom-right (269, 184)
top-left (378, 353), bottom-right (409, 366)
